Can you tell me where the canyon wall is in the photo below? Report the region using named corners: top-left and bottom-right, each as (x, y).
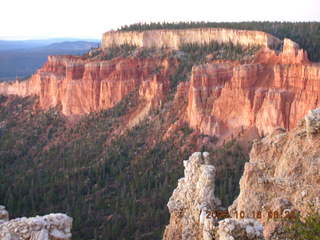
top-left (102, 28), bottom-right (282, 49)
top-left (229, 108), bottom-right (320, 239)
top-left (0, 55), bottom-right (177, 115)
top-left (0, 29), bottom-right (319, 140)
top-left (185, 38), bottom-right (318, 138)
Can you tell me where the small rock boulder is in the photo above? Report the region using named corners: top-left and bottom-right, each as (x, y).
top-left (216, 218), bottom-right (264, 240)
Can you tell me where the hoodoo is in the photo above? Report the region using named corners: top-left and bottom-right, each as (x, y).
top-left (164, 108), bottom-right (320, 240)
top-left (1, 22), bottom-right (320, 240)
top-left (0, 28), bottom-right (319, 140)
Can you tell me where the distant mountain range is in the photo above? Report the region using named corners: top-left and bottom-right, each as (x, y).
top-left (0, 38), bottom-right (99, 51)
top-left (0, 39), bottom-right (99, 81)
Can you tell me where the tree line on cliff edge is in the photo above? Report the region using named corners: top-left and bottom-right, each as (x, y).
top-left (118, 21), bottom-right (320, 62)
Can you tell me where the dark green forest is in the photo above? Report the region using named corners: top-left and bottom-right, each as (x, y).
top-left (0, 92), bottom-right (247, 240)
top-left (2, 21), bottom-right (319, 239)
top-left (118, 21), bottom-right (320, 61)
top-left (0, 35), bottom-right (257, 240)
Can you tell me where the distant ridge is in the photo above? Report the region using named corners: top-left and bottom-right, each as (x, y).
top-left (0, 39), bottom-right (99, 81)
top-left (0, 38), bottom-right (99, 51)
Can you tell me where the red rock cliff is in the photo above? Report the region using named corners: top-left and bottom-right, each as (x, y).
top-left (0, 55), bottom-right (177, 115)
top-left (184, 38), bottom-right (320, 139)
top-left (0, 30), bottom-right (319, 140)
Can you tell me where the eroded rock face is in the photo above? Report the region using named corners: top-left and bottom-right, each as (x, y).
top-left (0, 212), bottom-right (72, 240)
top-left (163, 152), bottom-right (220, 240)
top-left (255, 38), bottom-right (309, 64)
top-left (305, 108), bottom-right (320, 135)
top-left (163, 152), bottom-right (266, 240)
top-left (102, 28), bottom-right (281, 49)
top-left (0, 29), bottom-right (319, 143)
top-left (185, 44), bottom-right (319, 139)
top-left (229, 109), bottom-right (320, 239)
top-left (0, 56), bottom-right (177, 115)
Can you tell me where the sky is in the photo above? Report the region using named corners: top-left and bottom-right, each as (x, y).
top-left (0, 0), bottom-right (319, 40)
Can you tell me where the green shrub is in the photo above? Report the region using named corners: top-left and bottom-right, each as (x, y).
top-left (102, 43), bottom-right (138, 60)
top-left (283, 206), bottom-right (320, 240)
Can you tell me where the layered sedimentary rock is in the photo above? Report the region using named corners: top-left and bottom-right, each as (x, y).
top-left (185, 39), bottom-right (320, 139)
top-left (0, 209), bottom-right (72, 240)
top-left (229, 108), bottom-right (320, 239)
top-left (255, 38), bottom-right (309, 64)
top-left (102, 28), bottom-right (281, 49)
top-left (0, 56), bottom-right (177, 115)
top-left (0, 29), bottom-right (319, 140)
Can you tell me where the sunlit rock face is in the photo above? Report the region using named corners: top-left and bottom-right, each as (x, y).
top-left (102, 28), bottom-right (282, 49)
top-left (164, 110), bottom-right (320, 240)
top-left (163, 152), bottom-right (220, 240)
top-left (0, 56), bottom-right (177, 116)
top-left (0, 29), bottom-right (319, 143)
top-left (255, 38), bottom-right (309, 64)
top-left (163, 152), bottom-right (266, 240)
top-left (0, 211), bottom-right (73, 240)
top-left (229, 108), bottom-right (320, 239)
top-left (185, 39), bottom-right (320, 139)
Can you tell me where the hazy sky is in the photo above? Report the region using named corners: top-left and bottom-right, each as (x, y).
top-left (1, 0), bottom-right (319, 40)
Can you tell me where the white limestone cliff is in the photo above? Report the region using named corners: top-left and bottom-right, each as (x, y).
top-left (102, 28), bottom-right (282, 50)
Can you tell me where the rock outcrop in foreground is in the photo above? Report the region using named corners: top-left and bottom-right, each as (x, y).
top-left (163, 152), bottom-right (264, 240)
top-left (216, 218), bottom-right (264, 240)
top-left (165, 109), bottom-right (320, 240)
top-left (0, 206), bottom-right (72, 240)
top-left (0, 206), bottom-right (9, 225)
top-left (163, 152), bottom-right (220, 240)
top-left (229, 108), bottom-right (320, 239)
top-left (102, 28), bottom-right (281, 49)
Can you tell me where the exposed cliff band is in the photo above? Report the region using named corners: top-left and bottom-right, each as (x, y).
top-left (102, 28), bottom-right (282, 49)
top-left (0, 56), bottom-right (176, 115)
top-left (0, 29), bottom-right (318, 140)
